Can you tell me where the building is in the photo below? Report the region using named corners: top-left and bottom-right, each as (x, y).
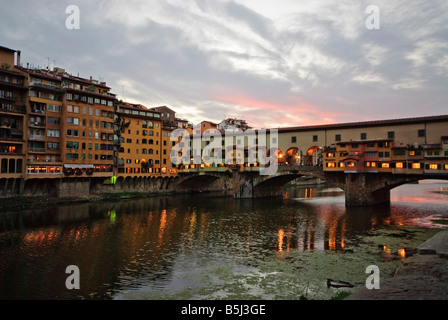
top-left (115, 102), bottom-right (166, 177)
top-left (218, 118), bottom-right (251, 131)
top-left (48, 68), bottom-right (117, 178)
top-left (25, 68), bottom-right (65, 178)
top-left (194, 120), bottom-right (218, 135)
top-left (150, 106), bottom-right (176, 126)
top-left (0, 46), bottom-right (28, 179)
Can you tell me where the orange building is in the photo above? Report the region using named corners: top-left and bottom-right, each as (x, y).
top-left (58, 68), bottom-right (116, 178)
top-left (0, 46), bottom-right (28, 179)
top-left (25, 68), bottom-right (64, 178)
top-left (324, 139), bottom-right (393, 173)
top-left (116, 102), bottom-right (165, 177)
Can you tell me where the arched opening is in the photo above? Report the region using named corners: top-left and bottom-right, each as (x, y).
top-left (390, 179), bottom-right (448, 204)
top-left (285, 147), bottom-right (299, 165)
top-left (305, 146), bottom-right (323, 166)
top-left (266, 148), bottom-right (283, 165)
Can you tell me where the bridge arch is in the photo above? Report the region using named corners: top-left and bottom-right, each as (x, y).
top-left (175, 173), bottom-right (232, 193)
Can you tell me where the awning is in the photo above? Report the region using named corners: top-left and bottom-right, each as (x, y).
top-left (63, 164), bottom-right (94, 169)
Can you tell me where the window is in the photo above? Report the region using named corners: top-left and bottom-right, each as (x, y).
top-left (47, 129), bottom-right (60, 137)
top-left (67, 105), bottom-right (79, 113)
top-left (47, 142), bottom-right (60, 149)
top-left (361, 133), bottom-right (367, 140)
top-left (396, 162), bottom-right (403, 168)
top-left (412, 163), bottom-right (421, 169)
top-left (335, 134), bottom-right (341, 142)
top-left (291, 136), bottom-right (297, 143)
top-left (418, 129), bottom-right (425, 137)
top-left (67, 117), bottom-right (79, 125)
top-left (1, 159), bottom-right (7, 173)
top-left (381, 163), bottom-right (390, 168)
top-left (47, 104), bottom-right (61, 113)
top-left (66, 141), bottom-right (79, 149)
top-left (429, 164), bottom-right (438, 170)
top-left (388, 131), bottom-right (395, 139)
top-left (394, 150), bottom-right (405, 156)
top-left (66, 129), bottom-right (79, 137)
top-left (66, 153), bottom-right (79, 160)
top-left (312, 135), bottom-right (318, 142)
top-left (47, 117), bottom-right (60, 125)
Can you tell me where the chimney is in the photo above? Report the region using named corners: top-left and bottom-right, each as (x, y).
top-left (16, 50), bottom-right (21, 66)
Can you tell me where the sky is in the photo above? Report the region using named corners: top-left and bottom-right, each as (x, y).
top-left (1, 0), bottom-right (447, 129)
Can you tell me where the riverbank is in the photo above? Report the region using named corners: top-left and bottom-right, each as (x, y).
top-left (347, 230), bottom-right (448, 300)
top-left (0, 191), bottom-right (177, 211)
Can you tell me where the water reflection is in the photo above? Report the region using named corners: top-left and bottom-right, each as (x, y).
top-left (0, 182), bottom-right (447, 299)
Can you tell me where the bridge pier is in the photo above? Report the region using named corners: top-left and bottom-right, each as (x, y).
top-left (343, 173), bottom-right (391, 206)
top-left (324, 172), bottom-right (425, 207)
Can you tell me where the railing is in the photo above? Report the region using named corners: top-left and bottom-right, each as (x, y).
top-left (29, 135), bottom-right (46, 141)
top-left (30, 109), bottom-right (46, 115)
top-left (29, 121), bottom-right (46, 127)
top-left (29, 147), bottom-right (46, 152)
top-left (29, 82), bottom-right (64, 91)
top-left (0, 105), bottom-right (26, 114)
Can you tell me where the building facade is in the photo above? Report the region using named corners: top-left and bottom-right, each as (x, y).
top-left (0, 46), bottom-right (28, 180)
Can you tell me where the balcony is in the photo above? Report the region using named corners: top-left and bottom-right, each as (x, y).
top-left (29, 121), bottom-right (46, 128)
top-left (0, 79), bottom-right (26, 90)
top-left (29, 147), bottom-right (46, 153)
top-left (30, 109), bottom-right (46, 115)
top-left (29, 81), bottom-right (64, 92)
top-left (29, 135), bottom-right (46, 141)
top-left (422, 144), bottom-right (442, 150)
top-left (0, 95), bottom-right (16, 102)
top-left (0, 104), bottom-right (26, 114)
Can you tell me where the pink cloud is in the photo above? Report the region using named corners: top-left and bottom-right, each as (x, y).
top-left (214, 93), bottom-right (350, 128)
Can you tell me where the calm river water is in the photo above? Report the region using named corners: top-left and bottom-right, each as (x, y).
top-left (1, 181), bottom-right (448, 300)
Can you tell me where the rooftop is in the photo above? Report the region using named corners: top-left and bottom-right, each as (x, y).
top-left (279, 115), bottom-right (448, 132)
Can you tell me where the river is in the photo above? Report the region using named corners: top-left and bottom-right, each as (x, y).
top-left (0, 181), bottom-right (447, 300)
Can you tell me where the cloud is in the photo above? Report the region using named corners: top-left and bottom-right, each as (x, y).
top-left (1, 0), bottom-right (447, 128)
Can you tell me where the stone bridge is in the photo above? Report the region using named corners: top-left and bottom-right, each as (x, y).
top-left (174, 166), bottom-right (324, 198)
top-left (173, 166), bottom-right (448, 206)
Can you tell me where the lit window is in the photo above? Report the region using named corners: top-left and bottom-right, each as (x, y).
top-left (429, 164), bottom-right (438, 170)
top-left (409, 151), bottom-right (415, 156)
top-left (346, 162), bottom-right (356, 167)
top-left (412, 163), bottom-right (421, 169)
top-left (326, 162), bottom-right (336, 168)
top-left (396, 162), bottom-right (403, 168)
top-left (382, 163), bottom-right (390, 168)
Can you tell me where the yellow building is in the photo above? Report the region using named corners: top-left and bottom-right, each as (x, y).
top-left (116, 102), bottom-right (165, 177)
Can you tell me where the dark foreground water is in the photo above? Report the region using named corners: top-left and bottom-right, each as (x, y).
top-left (1, 181), bottom-right (447, 300)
